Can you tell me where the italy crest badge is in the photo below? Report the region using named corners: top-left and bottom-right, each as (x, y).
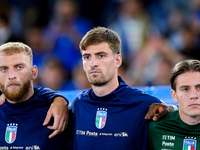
top-left (95, 108), bottom-right (107, 129)
top-left (5, 123), bottom-right (18, 144)
top-left (183, 139), bottom-right (196, 150)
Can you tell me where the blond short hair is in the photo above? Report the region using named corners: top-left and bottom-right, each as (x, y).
top-left (0, 42), bottom-right (33, 65)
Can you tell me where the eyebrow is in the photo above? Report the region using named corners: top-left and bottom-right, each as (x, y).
top-left (195, 84), bottom-right (200, 87)
top-left (0, 63), bottom-right (24, 68)
top-left (179, 84), bottom-right (200, 89)
top-left (179, 85), bottom-right (189, 89)
top-left (13, 63), bottom-right (24, 67)
top-left (82, 51), bottom-right (107, 56)
top-left (0, 65), bottom-right (7, 69)
top-left (82, 53), bottom-right (90, 56)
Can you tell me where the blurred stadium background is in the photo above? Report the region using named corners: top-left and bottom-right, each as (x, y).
top-left (1, 0), bottom-right (199, 104)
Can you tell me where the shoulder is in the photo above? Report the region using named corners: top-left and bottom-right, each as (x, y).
top-left (33, 86), bottom-right (69, 103)
top-left (29, 87), bottom-right (53, 107)
top-left (74, 89), bottom-right (90, 101)
top-left (149, 110), bottom-right (179, 130)
top-left (69, 89), bottom-right (91, 112)
top-left (121, 86), bottom-right (162, 103)
top-left (32, 87), bottom-right (46, 100)
top-left (33, 86), bottom-right (53, 96)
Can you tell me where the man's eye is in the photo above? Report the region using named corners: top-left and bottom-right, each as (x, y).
top-left (17, 66), bottom-right (23, 70)
top-left (99, 54), bottom-right (104, 58)
top-left (0, 68), bottom-right (7, 72)
top-left (83, 56), bottom-right (90, 60)
top-left (182, 88), bottom-right (188, 92)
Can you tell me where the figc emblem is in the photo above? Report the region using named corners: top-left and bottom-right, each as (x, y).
top-left (5, 123), bottom-right (18, 144)
top-left (183, 139), bottom-right (196, 150)
top-left (96, 108), bottom-right (107, 129)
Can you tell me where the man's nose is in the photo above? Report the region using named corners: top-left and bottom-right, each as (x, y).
top-left (8, 69), bottom-right (16, 80)
top-left (90, 57), bottom-right (98, 67)
top-left (190, 89), bottom-right (198, 100)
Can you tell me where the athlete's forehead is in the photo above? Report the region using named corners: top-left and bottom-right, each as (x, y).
top-left (176, 72), bottom-right (200, 88)
top-left (81, 43), bottom-right (113, 55)
top-left (0, 52), bottom-right (30, 67)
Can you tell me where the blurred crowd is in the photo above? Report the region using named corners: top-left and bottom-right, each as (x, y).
top-left (1, 0), bottom-right (200, 90)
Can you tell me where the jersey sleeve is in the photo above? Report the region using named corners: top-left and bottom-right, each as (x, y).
top-left (34, 86), bottom-right (69, 104)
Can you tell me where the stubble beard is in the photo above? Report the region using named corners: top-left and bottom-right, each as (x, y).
top-left (87, 73), bottom-right (109, 86)
top-left (0, 76), bottom-right (31, 102)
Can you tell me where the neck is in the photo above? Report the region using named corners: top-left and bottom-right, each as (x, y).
top-left (180, 112), bottom-right (200, 125)
top-left (92, 76), bottom-right (119, 97)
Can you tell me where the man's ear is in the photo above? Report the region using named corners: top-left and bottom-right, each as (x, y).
top-left (115, 54), bottom-right (122, 68)
top-left (171, 89), bottom-right (178, 103)
top-left (31, 65), bottom-right (38, 80)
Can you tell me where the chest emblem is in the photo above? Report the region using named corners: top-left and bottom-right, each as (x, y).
top-left (95, 108), bottom-right (107, 129)
top-left (183, 139), bottom-right (196, 150)
top-left (5, 123), bottom-right (18, 144)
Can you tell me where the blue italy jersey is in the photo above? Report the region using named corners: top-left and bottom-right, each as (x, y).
top-left (0, 86), bottom-right (72, 149)
top-left (70, 76), bottom-right (162, 150)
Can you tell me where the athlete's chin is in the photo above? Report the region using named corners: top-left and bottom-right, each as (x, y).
top-left (89, 80), bottom-right (100, 85)
top-left (90, 79), bottom-right (108, 86)
top-left (188, 111), bottom-right (200, 117)
top-left (7, 86), bottom-right (20, 92)
top-left (88, 76), bottom-right (99, 83)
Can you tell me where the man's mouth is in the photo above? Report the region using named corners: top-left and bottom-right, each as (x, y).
top-left (189, 104), bottom-right (200, 107)
top-left (89, 70), bottom-right (100, 75)
top-left (7, 83), bottom-right (20, 88)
